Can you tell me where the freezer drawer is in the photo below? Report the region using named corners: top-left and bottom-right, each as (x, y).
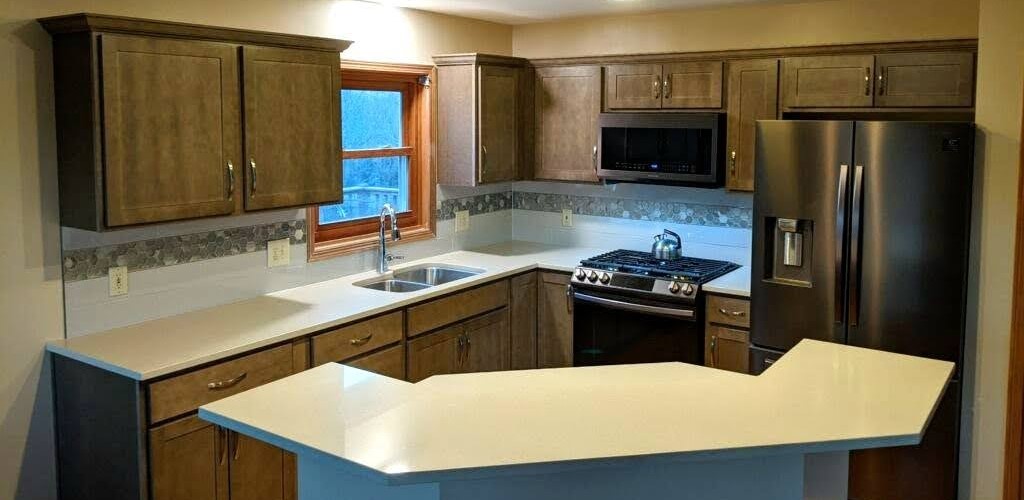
top-left (748, 345), bottom-right (785, 375)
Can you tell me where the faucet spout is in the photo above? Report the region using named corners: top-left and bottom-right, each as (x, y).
top-left (378, 204), bottom-right (401, 274)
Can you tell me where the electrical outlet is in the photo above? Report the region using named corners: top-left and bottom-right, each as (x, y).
top-left (267, 238), bottom-right (290, 268)
top-left (108, 266), bottom-right (128, 297)
top-left (562, 209), bottom-right (573, 227)
top-left (455, 210), bottom-right (470, 232)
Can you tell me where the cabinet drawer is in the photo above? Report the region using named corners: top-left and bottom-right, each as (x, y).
top-left (311, 311), bottom-right (403, 366)
top-left (345, 344), bottom-right (406, 380)
top-left (148, 344), bottom-right (293, 423)
top-left (407, 280), bottom-right (509, 337)
top-left (706, 295), bottom-right (751, 328)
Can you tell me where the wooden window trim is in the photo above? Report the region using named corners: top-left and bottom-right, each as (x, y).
top-left (308, 62), bottom-right (436, 261)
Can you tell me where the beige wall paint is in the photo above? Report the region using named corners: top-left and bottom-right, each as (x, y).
top-left (512, 0), bottom-right (979, 58)
top-left (964, 0), bottom-right (1024, 498)
top-left (0, 2), bottom-right (507, 499)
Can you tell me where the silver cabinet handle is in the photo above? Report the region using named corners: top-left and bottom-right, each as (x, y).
top-left (481, 145), bottom-right (488, 175)
top-left (207, 372), bottom-right (247, 390)
top-left (877, 67), bottom-right (887, 95)
top-left (350, 333), bottom-right (373, 346)
top-left (709, 335), bottom-right (718, 367)
top-left (653, 78), bottom-right (661, 99)
top-left (864, 67), bottom-right (872, 96)
top-left (717, 308), bottom-right (746, 317)
top-left (249, 159), bottom-right (257, 196)
top-left (729, 151), bottom-right (737, 177)
top-left (566, 285), bottom-right (574, 315)
top-left (663, 77), bottom-right (672, 99)
top-left (592, 145), bottom-right (598, 170)
top-left (226, 161), bottom-right (235, 198)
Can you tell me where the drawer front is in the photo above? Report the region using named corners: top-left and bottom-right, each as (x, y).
top-left (345, 344), bottom-right (406, 380)
top-left (148, 344), bottom-right (293, 423)
top-left (706, 294), bottom-right (751, 328)
top-left (407, 280), bottom-right (510, 337)
top-left (311, 311), bottom-right (404, 366)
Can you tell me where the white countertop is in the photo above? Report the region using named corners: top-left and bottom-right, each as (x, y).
top-left (703, 265), bottom-right (750, 297)
top-left (199, 340), bottom-right (953, 485)
top-left (47, 241), bottom-right (752, 380)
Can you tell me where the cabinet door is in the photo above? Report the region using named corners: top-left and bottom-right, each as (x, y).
top-left (705, 325), bottom-right (750, 374)
top-left (242, 46), bottom-right (341, 210)
top-left (875, 52), bottom-right (975, 107)
top-left (782, 55), bottom-right (875, 108)
top-left (100, 35), bottom-right (240, 227)
top-left (726, 59), bottom-right (779, 192)
top-left (463, 308), bottom-right (511, 373)
top-left (478, 65), bottom-right (518, 183)
top-left (228, 433), bottom-right (293, 500)
top-left (346, 345), bottom-right (407, 380)
top-left (149, 416), bottom-right (227, 500)
top-left (604, 64), bottom-right (662, 110)
top-left (537, 272), bottom-right (573, 368)
top-left (534, 66), bottom-right (601, 182)
top-left (407, 324), bottom-right (463, 382)
top-left (662, 61), bottom-right (723, 109)
top-left (510, 272), bottom-right (539, 369)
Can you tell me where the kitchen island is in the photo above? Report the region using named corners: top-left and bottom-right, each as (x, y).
top-left (199, 340), bottom-right (952, 500)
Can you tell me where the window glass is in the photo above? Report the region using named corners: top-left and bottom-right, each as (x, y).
top-left (341, 89), bottom-right (402, 150)
top-left (318, 156), bottom-right (410, 224)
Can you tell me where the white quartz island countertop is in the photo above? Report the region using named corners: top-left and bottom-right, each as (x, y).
top-left (46, 241), bottom-right (751, 380)
top-left (199, 340), bottom-right (953, 490)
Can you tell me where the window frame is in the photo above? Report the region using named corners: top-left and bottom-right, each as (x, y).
top-left (307, 61), bottom-right (436, 261)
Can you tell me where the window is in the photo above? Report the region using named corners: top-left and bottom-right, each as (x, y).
top-left (308, 62), bottom-right (435, 260)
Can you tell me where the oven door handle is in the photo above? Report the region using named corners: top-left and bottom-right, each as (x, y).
top-left (573, 291), bottom-right (696, 320)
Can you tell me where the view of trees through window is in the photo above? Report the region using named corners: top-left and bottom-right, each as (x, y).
top-left (319, 89), bottom-right (410, 224)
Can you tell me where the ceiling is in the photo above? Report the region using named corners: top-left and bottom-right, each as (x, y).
top-left (378, 0), bottom-right (814, 25)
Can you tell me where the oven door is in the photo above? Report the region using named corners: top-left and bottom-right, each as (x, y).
top-left (571, 286), bottom-right (703, 367)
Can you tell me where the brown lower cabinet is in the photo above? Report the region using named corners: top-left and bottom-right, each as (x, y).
top-left (510, 272), bottom-right (539, 369)
top-left (346, 345), bottom-right (407, 380)
top-left (537, 272), bottom-right (573, 368)
top-left (407, 308), bottom-right (510, 382)
top-left (704, 294), bottom-right (752, 374)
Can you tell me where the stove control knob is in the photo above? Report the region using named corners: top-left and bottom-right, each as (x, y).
top-left (681, 283), bottom-right (696, 295)
top-left (599, 273), bottom-right (611, 284)
top-left (587, 271), bottom-right (599, 283)
top-left (668, 282), bottom-right (682, 294)
top-left (574, 268), bottom-right (587, 281)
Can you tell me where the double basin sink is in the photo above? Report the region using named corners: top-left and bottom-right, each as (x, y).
top-left (355, 264), bottom-right (485, 293)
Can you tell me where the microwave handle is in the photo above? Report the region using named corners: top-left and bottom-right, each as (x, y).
top-left (573, 291), bottom-right (696, 320)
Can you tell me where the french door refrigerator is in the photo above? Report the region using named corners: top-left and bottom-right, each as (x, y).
top-left (751, 121), bottom-right (973, 500)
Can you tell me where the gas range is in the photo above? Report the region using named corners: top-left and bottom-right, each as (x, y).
top-left (572, 250), bottom-right (740, 303)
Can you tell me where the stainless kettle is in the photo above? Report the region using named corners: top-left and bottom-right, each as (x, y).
top-left (651, 229), bottom-right (683, 260)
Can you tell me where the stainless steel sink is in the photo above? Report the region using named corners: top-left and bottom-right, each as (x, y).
top-left (392, 266), bottom-right (483, 286)
top-left (358, 279), bottom-right (432, 293)
top-left (355, 264), bottom-right (484, 292)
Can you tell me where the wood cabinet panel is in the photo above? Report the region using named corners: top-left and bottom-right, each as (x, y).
top-left (149, 416), bottom-right (227, 500)
top-left (537, 272), bottom-right (573, 368)
top-left (662, 61), bottom-right (723, 109)
top-left (725, 59), bottom-right (779, 192)
top-left (706, 295), bottom-right (751, 329)
top-left (875, 52), bottom-right (975, 107)
top-left (148, 344), bottom-right (294, 424)
top-left (407, 280), bottom-right (510, 337)
top-left (435, 64), bottom-right (477, 186)
top-left (533, 66), bottom-right (601, 182)
top-left (479, 65), bottom-right (519, 183)
top-left (407, 323), bottom-right (463, 383)
top-left (100, 35), bottom-right (240, 227)
top-left (604, 64), bottom-right (662, 110)
top-left (705, 325), bottom-right (750, 374)
top-left (345, 345), bottom-right (406, 380)
top-left (311, 311), bottom-right (404, 366)
top-left (462, 308), bottom-right (511, 374)
top-left (782, 55), bottom-right (875, 108)
top-left (229, 434), bottom-right (291, 500)
top-left (510, 272), bottom-right (538, 369)
top-left (242, 46), bottom-right (341, 211)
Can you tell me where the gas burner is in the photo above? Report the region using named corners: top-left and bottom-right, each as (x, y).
top-left (580, 250), bottom-right (740, 284)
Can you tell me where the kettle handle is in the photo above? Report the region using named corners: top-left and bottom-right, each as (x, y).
top-left (663, 229), bottom-right (682, 244)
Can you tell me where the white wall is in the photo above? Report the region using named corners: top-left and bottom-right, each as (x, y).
top-left (1, 2), bottom-right (509, 498)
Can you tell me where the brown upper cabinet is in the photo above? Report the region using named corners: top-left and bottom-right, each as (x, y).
top-left (435, 54), bottom-right (528, 186)
top-left (725, 59), bottom-right (779, 192)
top-left (40, 14), bottom-right (350, 231)
top-left (782, 51), bottom-right (975, 109)
top-left (533, 66), bottom-right (601, 182)
top-left (604, 61), bottom-right (723, 110)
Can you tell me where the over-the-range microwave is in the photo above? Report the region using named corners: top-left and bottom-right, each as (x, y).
top-left (597, 113), bottom-right (725, 186)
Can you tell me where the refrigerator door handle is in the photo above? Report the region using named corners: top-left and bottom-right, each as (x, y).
top-left (848, 165), bottom-right (865, 326)
top-left (834, 164), bottom-right (850, 323)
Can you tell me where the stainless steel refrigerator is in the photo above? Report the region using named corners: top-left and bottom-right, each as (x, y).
top-left (751, 121), bottom-right (973, 500)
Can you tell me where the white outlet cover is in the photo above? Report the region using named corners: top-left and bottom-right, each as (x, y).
top-left (562, 209), bottom-right (573, 227)
top-left (267, 238), bottom-right (290, 268)
top-left (455, 210), bottom-right (470, 232)
top-left (108, 266), bottom-right (128, 297)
